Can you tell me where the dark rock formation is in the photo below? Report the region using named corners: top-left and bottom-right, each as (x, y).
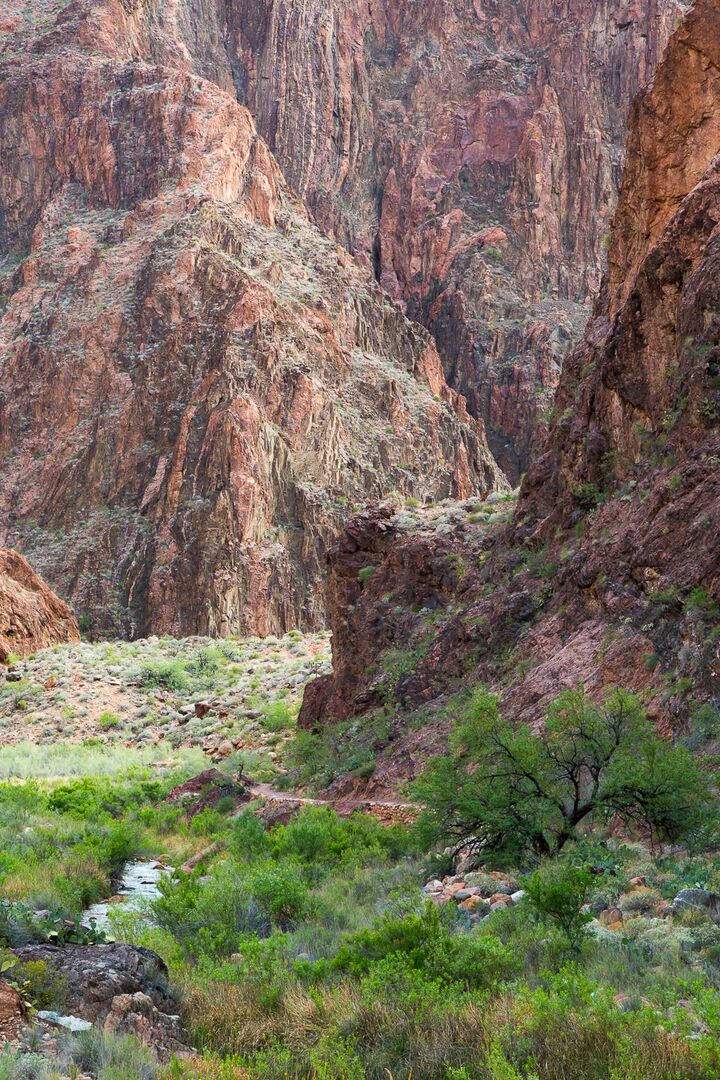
top-left (167, 768), bottom-right (248, 817)
top-left (0, 549), bottom-right (80, 663)
top-left (0, 0), bottom-right (502, 639)
top-left (12, 943), bottom-right (189, 1054)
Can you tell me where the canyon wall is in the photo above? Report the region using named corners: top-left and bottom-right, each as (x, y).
top-left (300, 0), bottom-right (720, 796)
top-left (0, 0), bottom-right (502, 639)
top-left (52, 0), bottom-right (683, 479)
top-left (225, 0), bottom-right (685, 478)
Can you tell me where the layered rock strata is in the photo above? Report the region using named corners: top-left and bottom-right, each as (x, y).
top-left (0, 0), bottom-right (501, 638)
top-left (300, 0), bottom-right (720, 796)
top-left (0, 549), bottom-right (80, 663)
top-left (226, 0), bottom-right (684, 477)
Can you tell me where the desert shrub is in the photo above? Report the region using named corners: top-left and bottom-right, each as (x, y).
top-left (261, 702), bottom-right (294, 733)
top-left (68, 1029), bottom-right (158, 1079)
top-left (6, 958), bottom-right (68, 1010)
top-left (329, 903), bottom-right (519, 990)
top-left (243, 862), bottom-right (310, 927)
top-left (160, 1057), bottom-right (249, 1079)
top-left (229, 812), bottom-right (271, 863)
top-left (618, 888), bottom-right (662, 915)
top-left (269, 806), bottom-right (408, 875)
top-left (523, 863), bottom-right (594, 950)
top-left (97, 711), bottom-right (122, 730)
top-left (413, 687), bottom-right (711, 866)
top-left (139, 660), bottom-right (189, 692)
top-left (0, 1050), bottom-right (57, 1080)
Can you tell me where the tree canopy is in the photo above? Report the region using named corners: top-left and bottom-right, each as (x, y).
top-left (412, 687), bottom-right (713, 866)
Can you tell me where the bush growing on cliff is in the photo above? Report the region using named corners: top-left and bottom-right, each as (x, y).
top-left (411, 688), bottom-right (712, 866)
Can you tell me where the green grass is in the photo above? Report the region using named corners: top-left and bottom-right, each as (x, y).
top-left (0, 741), bottom-right (205, 780)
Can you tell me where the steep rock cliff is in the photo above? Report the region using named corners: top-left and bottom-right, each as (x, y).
top-left (60, 0), bottom-right (682, 479)
top-left (0, 0), bottom-right (501, 638)
top-left (300, 0), bottom-right (720, 797)
top-left (225, 0), bottom-right (684, 478)
top-left (0, 549), bottom-right (80, 663)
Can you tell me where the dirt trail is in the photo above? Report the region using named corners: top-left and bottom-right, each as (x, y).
top-left (245, 781), bottom-right (417, 816)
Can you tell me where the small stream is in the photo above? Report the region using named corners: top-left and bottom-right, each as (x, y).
top-left (83, 860), bottom-right (168, 931)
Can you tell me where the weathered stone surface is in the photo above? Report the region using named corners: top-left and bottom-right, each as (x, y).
top-left (11, 943), bottom-right (175, 1020)
top-left (299, 0), bottom-right (720, 796)
top-left (225, 0), bottom-right (683, 477)
top-left (0, 979), bottom-right (25, 1041)
top-left (12, 942), bottom-right (190, 1053)
top-left (0, 0), bottom-right (501, 639)
top-left (672, 889), bottom-right (720, 924)
top-left (0, 548), bottom-right (80, 663)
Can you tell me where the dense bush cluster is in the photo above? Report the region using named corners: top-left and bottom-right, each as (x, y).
top-left (2, 686), bottom-right (720, 1078)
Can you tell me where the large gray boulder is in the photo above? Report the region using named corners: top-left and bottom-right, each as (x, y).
top-left (11, 943), bottom-right (190, 1056)
top-left (671, 889), bottom-right (720, 923)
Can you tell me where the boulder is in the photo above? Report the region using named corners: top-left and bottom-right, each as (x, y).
top-left (12, 943), bottom-right (174, 1021)
top-left (672, 889), bottom-right (720, 923)
top-left (12, 944), bottom-right (192, 1057)
top-left (166, 769), bottom-right (248, 818)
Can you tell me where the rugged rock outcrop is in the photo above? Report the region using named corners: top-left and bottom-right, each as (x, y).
top-left (0, 0), bottom-right (502, 639)
top-left (29, 0), bottom-right (681, 481)
top-left (0, 979), bottom-right (25, 1041)
top-left (11, 943), bottom-right (190, 1055)
top-left (300, 0), bottom-right (720, 796)
top-left (0, 549), bottom-right (80, 663)
top-left (226, 0), bottom-right (684, 478)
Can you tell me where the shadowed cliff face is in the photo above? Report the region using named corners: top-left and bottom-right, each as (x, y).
top-left (0, 0), bottom-right (502, 639)
top-left (298, 0), bottom-right (720, 798)
top-left (225, 0), bottom-right (684, 479)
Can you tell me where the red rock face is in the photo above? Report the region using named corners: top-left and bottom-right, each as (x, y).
top-left (0, 549), bottom-right (80, 662)
top-left (0, 0), bottom-right (502, 638)
top-left (300, 0), bottom-right (720, 796)
top-left (223, 0), bottom-right (683, 478)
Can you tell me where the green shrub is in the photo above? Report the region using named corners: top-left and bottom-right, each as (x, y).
top-left (6, 958), bottom-right (68, 1010)
top-left (97, 711), bottom-right (122, 730)
top-left (244, 862), bottom-right (310, 927)
top-left (523, 863), bottom-right (594, 949)
top-left (412, 687), bottom-right (711, 865)
top-left (261, 701), bottom-right (294, 732)
top-left (331, 903), bottom-right (519, 990)
top-left (139, 660), bottom-right (189, 692)
top-left (270, 807), bottom-right (393, 873)
top-left (229, 812), bottom-right (271, 863)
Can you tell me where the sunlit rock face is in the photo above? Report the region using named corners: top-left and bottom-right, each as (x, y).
top-left (0, 548), bottom-right (80, 662)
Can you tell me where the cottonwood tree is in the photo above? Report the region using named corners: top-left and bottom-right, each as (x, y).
top-left (412, 688), bottom-right (712, 866)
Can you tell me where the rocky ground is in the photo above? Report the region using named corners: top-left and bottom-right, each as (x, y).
top-left (0, 632), bottom-right (331, 775)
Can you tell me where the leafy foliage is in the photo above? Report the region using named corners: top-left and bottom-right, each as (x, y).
top-left (523, 863), bottom-right (594, 949)
top-left (412, 688), bottom-right (711, 864)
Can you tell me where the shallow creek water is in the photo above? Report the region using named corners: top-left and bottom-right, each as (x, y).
top-left (83, 859), bottom-right (167, 930)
